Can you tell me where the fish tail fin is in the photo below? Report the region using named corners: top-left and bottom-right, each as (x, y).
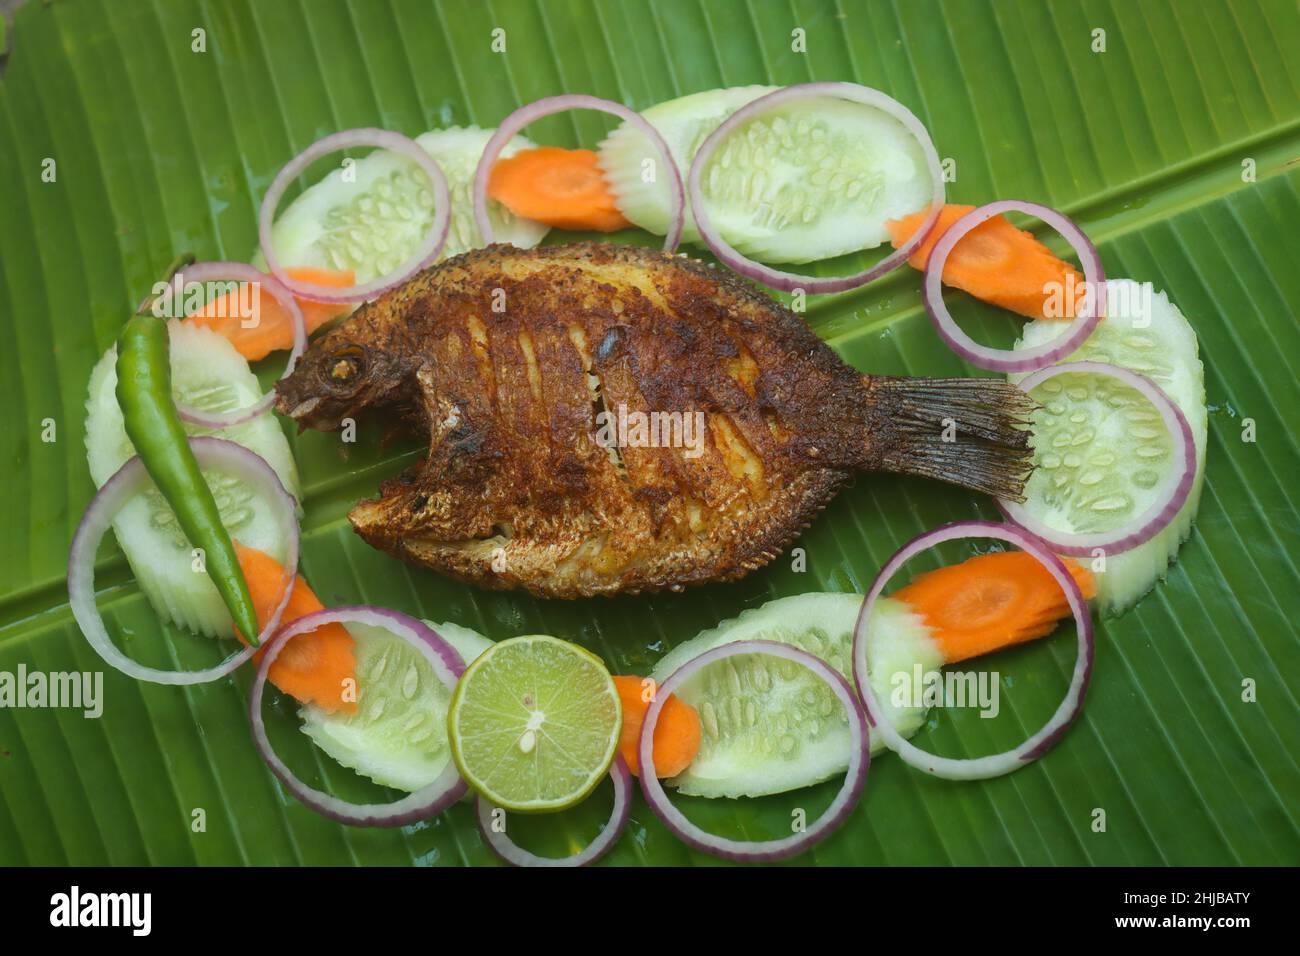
top-left (865, 377), bottom-right (1037, 502)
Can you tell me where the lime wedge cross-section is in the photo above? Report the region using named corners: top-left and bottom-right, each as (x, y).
top-left (447, 635), bottom-right (622, 812)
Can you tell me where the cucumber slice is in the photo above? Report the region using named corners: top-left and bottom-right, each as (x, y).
top-left (299, 620), bottom-right (493, 793)
top-left (649, 593), bottom-right (942, 799)
top-left (1011, 279), bottom-right (1208, 615)
top-left (83, 323), bottom-right (301, 638)
top-left (260, 126), bottom-right (550, 280)
top-left (597, 86), bottom-right (932, 264)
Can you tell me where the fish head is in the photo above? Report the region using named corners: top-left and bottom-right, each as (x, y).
top-left (275, 324), bottom-right (406, 431)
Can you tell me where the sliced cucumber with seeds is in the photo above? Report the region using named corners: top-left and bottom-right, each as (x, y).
top-left (83, 323), bottom-right (301, 638)
top-left (260, 126), bottom-right (550, 280)
top-left (1011, 279), bottom-right (1208, 616)
top-left (299, 621), bottom-right (493, 793)
top-left (597, 85), bottom-right (932, 264)
top-left (599, 85), bottom-right (774, 245)
top-left (650, 593), bottom-right (941, 799)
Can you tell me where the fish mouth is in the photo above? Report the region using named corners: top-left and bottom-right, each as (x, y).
top-left (279, 395), bottom-right (322, 421)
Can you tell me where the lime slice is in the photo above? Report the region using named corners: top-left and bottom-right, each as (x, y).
top-left (447, 635), bottom-right (622, 812)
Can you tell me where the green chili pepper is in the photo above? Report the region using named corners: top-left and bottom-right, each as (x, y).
top-left (115, 272), bottom-right (262, 646)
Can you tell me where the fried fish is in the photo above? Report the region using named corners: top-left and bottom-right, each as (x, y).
top-left (276, 242), bottom-right (1035, 598)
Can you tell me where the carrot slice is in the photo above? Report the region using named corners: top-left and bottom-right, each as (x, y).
top-left (184, 266), bottom-right (355, 362)
top-left (892, 550), bottom-right (1097, 664)
top-left (886, 204), bottom-right (1086, 320)
top-left (488, 146), bottom-right (632, 233)
top-left (233, 542), bottom-right (357, 714)
top-left (613, 674), bottom-right (702, 778)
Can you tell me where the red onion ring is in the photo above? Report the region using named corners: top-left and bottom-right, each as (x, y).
top-left (258, 128), bottom-right (451, 304)
top-left (924, 200), bottom-right (1105, 372)
top-left (1000, 360), bottom-right (1197, 557)
top-left (473, 94), bottom-right (684, 252)
top-left (852, 521), bottom-right (1093, 780)
top-left (250, 607), bottom-right (468, 827)
top-left (687, 82), bottom-right (945, 294)
top-left (640, 640), bottom-right (869, 862)
top-left (151, 262), bottom-right (308, 428)
top-left (476, 755), bottom-right (632, 867)
top-left (67, 437), bottom-right (299, 685)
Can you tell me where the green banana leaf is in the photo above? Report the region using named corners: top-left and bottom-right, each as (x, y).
top-left (1, 0), bottom-right (1297, 866)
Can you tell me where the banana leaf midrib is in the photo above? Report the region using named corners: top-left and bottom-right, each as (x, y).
top-left (2, 128), bottom-right (1297, 640)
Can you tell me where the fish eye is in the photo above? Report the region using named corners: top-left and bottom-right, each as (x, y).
top-left (321, 345), bottom-right (366, 390)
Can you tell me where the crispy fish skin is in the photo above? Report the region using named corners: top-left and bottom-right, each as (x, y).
top-left (276, 242), bottom-right (1034, 598)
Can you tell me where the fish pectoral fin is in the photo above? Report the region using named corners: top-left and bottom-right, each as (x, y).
top-left (348, 478), bottom-right (440, 541)
top-left (415, 364), bottom-right (463, 444)
top-left (349, 478), bottom-right (515, 551)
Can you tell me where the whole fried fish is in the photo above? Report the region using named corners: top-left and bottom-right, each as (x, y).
top-left (277, 242), bottom-right (1034, 598)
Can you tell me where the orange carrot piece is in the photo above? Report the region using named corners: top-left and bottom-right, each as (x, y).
top-left (886, 204), bottom-right (1086, 320)
top-left (488, 146), bottom-right (632, 233)
top-left (184, 266), bottom-right (355, 362)
top-left (892, 550), bottom-right (1097, 665)
top-left (233, 542), bottom-right (357, 714)
top-left (613, 674), bottom-right (702, 778)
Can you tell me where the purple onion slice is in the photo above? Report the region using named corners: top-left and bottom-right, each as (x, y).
top-left (923, 200), bottom-right (1105, 372)
top-left (249, 607), bottom-right (468, 827)
top-left (258, 127), bottom-right (451, 304)
top-left (1000, 361), bottom-right (1197, 557)
top-left (852, 520), bottom-right (1093, 780)
top-left (473, 93), bottom-right (685, 252)
top-left (688, 82), bottom-right (945, 294)
top-left (150, 261), bottom-right (308, 428)
top-left (640, 640), bottom-right (869, 862)
top-left (476, 756), bottom-right (632, 867)
top-left (68, 437), bottom-right (298, 685)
